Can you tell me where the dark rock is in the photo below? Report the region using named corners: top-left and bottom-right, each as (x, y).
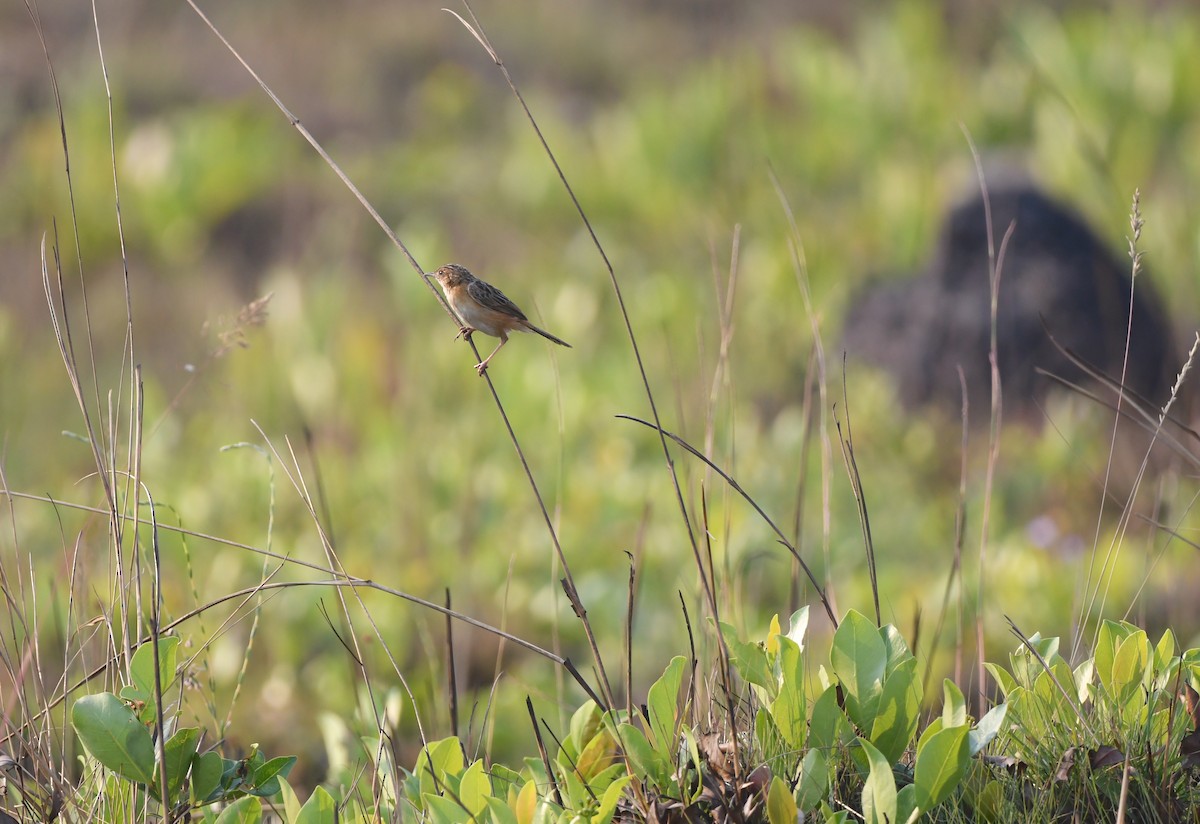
top-left (843, 185), bottom-right (1180, 422)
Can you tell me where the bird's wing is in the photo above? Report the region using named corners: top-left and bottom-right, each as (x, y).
top-left (468, 278), bottom-right (528, 321)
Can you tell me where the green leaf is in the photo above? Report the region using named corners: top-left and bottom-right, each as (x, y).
top-left (278, 777), bottom-right (303, 821)
top-left (618, 723), bottom-right (671, 790)
top-left (156, 726), bottom-right (200, 803)
top-left (576, 723), bottom-right (618, 782)
top-left (766, 775), bottom-right (798, 824)
top-left (1155, 628), bottom-right (1176, 670)
top-left (896, 783), bottom-right (920, 824)
top-left (458, 759), bottom-right (491, 817)
top-left (719, 622), bottom-right (776, 698)
top-left (415, 737), bottom-right (465, 800)
top-left (770, 636), bottom-right (807, 748)
top-left (595, 775), bottom-right (633, 824)
top-left (941, 679), bottom-right (966, 728)
top-left (913, 724), bottom-right (969, 810)
top-left (869, 657), bottom-right (921, 764)
top-left (983, 663), bottom-right (1017, 698)
top-left (214, 795), bottom-right (262, 824)
top-left (1094, 620), bottom-right (1125, 694)
top-left (831, 610), bottom-right (886, 730)
top-left (785, 606), bottom-right (810, 649)
top-left (858, 738), bottom-right (896, 824)
top-left (71, 693), bottom-right (156, 785)
top-left (969, 703), bottom-right (1008, 756)
top-left (192, 750), bottom-right (224, 803)
top-left (809, 684), bottom-right (853, 754)
top-left (249, 755), bottom-right (296, 797)
top-left (879, 624), bottom-right (913, 677)
top-left (793, 748), bottom-right (827, 811)
top-left (1112, 632), bottom-right (1149, 708)
top-left (128, 637), bottom-right (181, 707)
top-left (485, 796), bottom-right (520, 824)
top-left (645, 656), bottom-right (687, 754)
top-left (423, 792), bottom-right (473, 824)
top-left (295, 786), bottom-right (337, 824)
top-left (568, 700), bottom-right (603, 757)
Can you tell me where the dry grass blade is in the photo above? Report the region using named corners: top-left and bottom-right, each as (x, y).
top-left (445, 2), bottom-right (723, 656)
top-left (617, 414), bottom-right (837, 626)
top-left (835, 356), bottom-right (879, 626)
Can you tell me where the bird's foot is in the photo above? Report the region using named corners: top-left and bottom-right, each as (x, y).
top-left (474, 360), bottom-right (490, 376)
top-left (455, 326), bottom-right (476, 341)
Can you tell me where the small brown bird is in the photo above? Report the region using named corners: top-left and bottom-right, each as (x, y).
top-left (427, 263), bottom-right (571, 375)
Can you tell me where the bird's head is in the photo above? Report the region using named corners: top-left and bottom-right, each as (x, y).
top-left (426, 263), bottom-right (473, 288)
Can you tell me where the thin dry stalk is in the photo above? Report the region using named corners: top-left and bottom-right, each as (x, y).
top-left (834, 357), bottom-right (879, 626)
top-left (618, 415), bottom-right (837, 627)
top-left (445, 3), bottom-right (724, 679)
top-left (961, 123), bottom-right (1012, 708)
top-left (181, 0), bottom-right (617, 712)
top-left (768, 168), bottom-right (837, 622)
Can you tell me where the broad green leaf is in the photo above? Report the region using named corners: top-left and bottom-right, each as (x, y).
top-left (618, 723), bottom-right (670, 789)
top-left (423, 792), bottom-right (473, 824)
top-left (719, 623), bottom-right (775, 698)
top-left (415, 737), bottom-right (465, 799)
top-left (770, 636), bottom-right (807, 748)
top-left (577, 724), bottom-right (618, 782)
top-left (458, 759), bottom-right (491, 816)
top-left (831, 610), bottom-right (886, 730)
top-left (249, 755), bottom-right (296, 797)
top-left (1009, 634), bottom-right (1058, 689)
top-left (1155, 629), bottom-right (1176, 670)
top-left (766, 775), bottom-right (798, 824)
top-left (128, 637), bottom-right (181, 706)
top-left (514, 778), bottom-right (537, 824)
top-left (785, 606), bottom-right (810, 649)
top-left (859, 738), bottom-right (896, 824)
top-left (1112, 632), bottom-right (1149, 708)
top-left (941, 679), bottom-right (966, 728)
top-left (969, 703), bottom-right (1008, 756)
top-left (820, 801), bottom-right (851, 823)
top-left (869, 657), bottom-right (921, 764)
top-left (915, 717), bottom-right (943, 759)
top-left (279, 777), bottom-right (303, 821)
top-left (793, 747), bottom-right (827, 811)
top-left (191, 750), bottom-right (224, 803)
top-left (568, 700), bottom-right (603, 757)
top-left (983, 663), bottom-right (1017, 698)
top-left (1094, 620), bottom-right (1126, 694)
top-left (1073, 658), bottom-right (1095, 704)
top-left (896, 783), bottom-right (920, 824)
top-left (71, 693), bottom-right (156, 785)
top-left (214, 795), bottom-right (262, 824)
top-left (914, 725), bottom-right (969, 810)
top-left (558, 765), bottom-right (588, 810)
top-left (485, 796), bottom-right (519, 824)
top-left (595, 775), bottom-right (633, 824)
top-left (295, 786), bottom-right (337, 824)
top-left (646, 656), bottom-right (687, 754)
top-left (879, 624), bottom-right (913, 677)
top-left (809, 684), bottom-right (853, 754)
top-left (155, 726), bottom-right (200, 803)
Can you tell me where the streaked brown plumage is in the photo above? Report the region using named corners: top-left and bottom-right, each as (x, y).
top-left (427, 263), bottom-right (570, 375)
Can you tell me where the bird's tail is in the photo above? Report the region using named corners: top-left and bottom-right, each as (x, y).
top-left (526, 323), bottom-right (571, 348)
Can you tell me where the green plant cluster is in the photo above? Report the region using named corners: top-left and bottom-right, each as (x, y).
top-left (61, 611), bottom-right (1200, 822)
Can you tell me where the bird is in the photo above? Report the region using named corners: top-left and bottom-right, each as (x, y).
top-left (426, 263), bottom-right (571, 375)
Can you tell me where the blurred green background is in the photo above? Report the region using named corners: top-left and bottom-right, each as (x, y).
top-left (3, 0), bottom-right (1200, 788)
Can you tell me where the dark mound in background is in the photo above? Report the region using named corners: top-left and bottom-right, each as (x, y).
top-left (843, 184), bottom-right (1181, 422)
